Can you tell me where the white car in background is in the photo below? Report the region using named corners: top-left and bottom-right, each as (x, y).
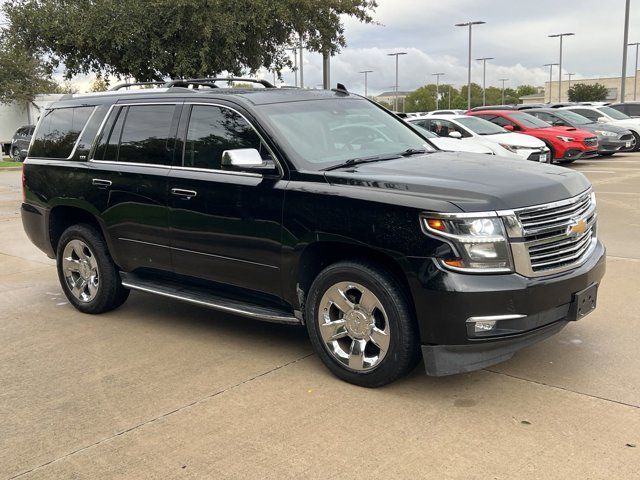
top-left (560, 105), bottom-right (640, 151)
top-left (427, 109), bottom-right (467, 116)
top-left (411, 114), bottom-right (551, 163)
top-left (409, 122), bottom-right (494, 155)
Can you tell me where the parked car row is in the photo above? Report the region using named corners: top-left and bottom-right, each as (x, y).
top-left (412, 103), bottom-right (639, 161)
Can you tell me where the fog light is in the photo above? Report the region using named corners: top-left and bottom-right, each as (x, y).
top-left (474, 320), bottom-right (497, 333)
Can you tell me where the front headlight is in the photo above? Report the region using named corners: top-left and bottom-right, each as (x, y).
top-left (557, 135), bottom-right (575, 142)
top-left (593, 130), bottom-right (617, 137)
top-left (421, 215), bottom-right (513, 273)
top-left (498, 143), bottom-right (528, 153)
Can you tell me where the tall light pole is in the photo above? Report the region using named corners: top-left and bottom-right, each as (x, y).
top-left (549, 32), bottom-right (574, 103)
top-left (299, 34), bottom-right (304, 88)
top-left (359, 70), bottom-right (373, 97)
top-left (475, 57), bottom-right (494, 106)
top-left (387, 52), bottom-right (407, 111)
top-left (565, 72), bottom-right (575, 99)
top-left (629, 42), bottom-right (640, 101)
top-left (621, 0), bottom-right (631, 102)
top-left (543, 63), bottom-right (559, 102)
top-left (290, 47), bottom-right (298, 87)
top-left (499, 78), bottom-right (509, 105)
top-left (455, 21), bottom-right (486, 110)
top-left (448, 85), bottom-right (452, 108)
top-left (432, 73), bottom-right (445, 109)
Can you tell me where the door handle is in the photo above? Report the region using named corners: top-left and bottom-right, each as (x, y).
top-left (171, 188), bottom-right (197, 199)
top-left (92, 178), bottom-right (112, 188)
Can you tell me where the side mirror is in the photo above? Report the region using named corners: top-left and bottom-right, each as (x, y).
top-left (448, 131), bottom-right (462, 139)
top-left (597, 116), bottom-right (610, 123)
top-left (503, 124), bottom-right (515, 131)
top-left (221, 148), bottom-right (277, 173)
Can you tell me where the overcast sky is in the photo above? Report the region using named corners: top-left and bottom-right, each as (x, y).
top-left (2, 0), bottom-right (639, 95)
top-left (276, 0), bottom-right (640, 96)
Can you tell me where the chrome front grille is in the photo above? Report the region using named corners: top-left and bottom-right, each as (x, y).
top-left (502, 189), bottom-right (597, 277)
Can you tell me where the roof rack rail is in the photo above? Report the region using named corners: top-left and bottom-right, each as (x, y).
top-left (109, 81), bottom-right (167, 91)
top-left (164, 77), bottom-right (276, 89)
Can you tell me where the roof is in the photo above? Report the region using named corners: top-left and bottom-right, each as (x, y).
top-left (376, 90), bottom-right (413, 97)
top-left (57, 86), bottom-right (362, 108)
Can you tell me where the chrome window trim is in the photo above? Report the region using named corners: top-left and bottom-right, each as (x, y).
top-left (87, 101), bottom-right (284, 179)
top-left (26, 106), bottom-right (98, 162)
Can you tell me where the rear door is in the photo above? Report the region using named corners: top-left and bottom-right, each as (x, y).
top-left (87, 102), bottom-right (180, 272)
top-left (167, 102), bottom-right (286, 298)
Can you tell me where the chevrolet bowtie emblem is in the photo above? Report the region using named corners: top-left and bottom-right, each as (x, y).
top-left (567, 218), bottom-right (587, 237)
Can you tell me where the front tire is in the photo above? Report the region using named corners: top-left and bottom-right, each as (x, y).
top-left (632, 132), bottom-right (640, 152)
top-left (56, 224), bottom-right (129, 314)
top-left (305, 261), bottom-right (420, 387)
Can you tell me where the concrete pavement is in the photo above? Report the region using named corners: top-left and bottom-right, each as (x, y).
top-left (1, 155), bottom-right (639, 479)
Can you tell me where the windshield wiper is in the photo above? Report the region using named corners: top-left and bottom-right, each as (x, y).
top-left (322, 153), bottom-right (402, 171)
top-left (399, 148), bottom-right (428, 156)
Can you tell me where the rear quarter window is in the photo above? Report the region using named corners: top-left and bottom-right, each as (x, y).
top-left (30, 107), bottom-right (94, 158)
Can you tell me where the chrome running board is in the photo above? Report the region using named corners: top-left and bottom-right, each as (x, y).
top-left (120, 272), bottom-right (300, 325)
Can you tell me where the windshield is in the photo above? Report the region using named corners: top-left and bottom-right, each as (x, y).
top-left (554, 110), bottom-right (593, 125)
top-left (509, 111), bottom-right (552, 129)
top-left (598, 106), bottom-right (630, 120)
top-left (455, 116), bottom-right (506, 135)
top-left (259, 99), bottom-right (434, 170)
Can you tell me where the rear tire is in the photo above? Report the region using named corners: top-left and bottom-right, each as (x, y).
top-left (56, 224), bottom-right (129, 314)
top-left (305, 261), bottom-right (420, 387)
top-left (632, 132), bottom-right (640, 152)
top-left (10, 147), bottom-right (21, 162)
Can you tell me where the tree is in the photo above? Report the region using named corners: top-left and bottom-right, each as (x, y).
top-left (515, 84), bottom-right (537, 98)
top-left (3, 0), bottom-right (377, 81)
top-left (0, 35), bottom-right (56, 104)
top-left (90, 77), bottom-right (110, 92)
top-left (568, 83), bottom-right (608, 102)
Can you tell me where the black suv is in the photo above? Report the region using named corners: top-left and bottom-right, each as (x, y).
top-left (21, 79), bottom-right (606, 387)
top-left (10, 124), bottom-right (35, 161)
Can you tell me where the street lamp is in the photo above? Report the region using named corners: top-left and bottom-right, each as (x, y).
top-left (298, 35), bottom-right (304, 88)
top-left (543, 63), bottom-right (559, 102)
top-left (455, 21), bottom-right (486, 110)
top-left (359, 70), bottom-right (373, 98)
top-left (549, 32), bottom-right (575, 102)
top-left (432, 73), bottom-right (445, 109)
top-left (499, 78), bottom-right (509, 105)
top-left (565, 72), bottom-right (575, 99)
top-left (475, 57), bottom-right (494, 106)
top-left (629, 42), bottom-right (640, 101)
top-left (387, 52), bottom-right (407, 111)
top-left (621, 0), bottom-right (631, 102)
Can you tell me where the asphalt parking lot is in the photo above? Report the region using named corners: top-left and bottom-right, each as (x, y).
top-left (1, 156), bottom-right (639, 479)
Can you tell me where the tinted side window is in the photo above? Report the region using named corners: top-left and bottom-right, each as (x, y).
top-left (627, 104), bottom-right (640, 116)
top-left (570, 109), bottom-right (599, 121)
top-left (183, 105), bottom-right (262, 170)
top-left (117, 105), bottom-right (176, 165)
top-left (30, 107), bottom-right (94, 158)
top-left (95, 107), bottom-right (127, 161)
top-left (531, 112), bottom-right (553, 123)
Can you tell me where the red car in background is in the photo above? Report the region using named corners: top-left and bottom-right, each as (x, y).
top-left (467, 110), bottom-right (599, 164)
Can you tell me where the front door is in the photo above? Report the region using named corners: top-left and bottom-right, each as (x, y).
top-left (167, 103), bottom-right (286, 298)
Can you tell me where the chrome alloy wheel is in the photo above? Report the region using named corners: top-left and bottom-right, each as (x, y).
top-left (318, 281), bottom-right (390, 372)
top-left (62, 240), bottom-right (100, 303)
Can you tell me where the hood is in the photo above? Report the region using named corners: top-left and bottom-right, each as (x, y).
top-left (430, 137), bottom-right (493, 154)
top-left (479, 132), bottom-right (545, 147)
top-left (568, 123), bottom-right (631, 135)
top-left (609, 118), bottom-right (640, 128)
top-left (324, 152), bottom-right (591, 212)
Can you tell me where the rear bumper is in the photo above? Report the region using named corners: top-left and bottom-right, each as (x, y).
top-left (21, 203), bottom-right (55, 258)
top-left (405, 240), bottom-right (606, 376)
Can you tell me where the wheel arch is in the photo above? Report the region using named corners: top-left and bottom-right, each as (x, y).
top-left (292, 240), bottom-right (416, 322)
top-left (48, 205), bottom-right (109, 255)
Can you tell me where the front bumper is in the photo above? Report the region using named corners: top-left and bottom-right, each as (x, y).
top-left (405, 240), bottom-right (606, 376)
top-left (598, 137), bottom-right (630, 153)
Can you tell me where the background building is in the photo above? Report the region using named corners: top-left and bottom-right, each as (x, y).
top-left (544, 70), bottom-right (640, 103)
